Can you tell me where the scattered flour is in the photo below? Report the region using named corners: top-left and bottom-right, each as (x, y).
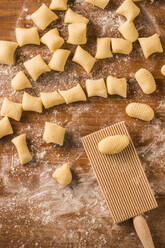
top-left (25, 15), bottom-right (31, 21)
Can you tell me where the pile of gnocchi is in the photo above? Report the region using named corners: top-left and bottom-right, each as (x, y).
top-left (0, 0), bottom-right (163, 186)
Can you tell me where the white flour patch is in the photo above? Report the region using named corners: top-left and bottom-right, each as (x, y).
top-left (142, 7), bottom-right (162, 35)
top-left (23, 7), bottom-right (28, 12)
top-left (36, 150), bottom-right (47, 160)
top-left (95, 11), bottom-right (123, 36)
top-left (25, 15), bottom-right (31, 21)
top-left (136, 102), bottom-right (165, 194)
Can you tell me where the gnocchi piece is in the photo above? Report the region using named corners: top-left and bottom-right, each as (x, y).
top-left (72, 46), bottom-right (96, 73)
top-left (111, 38), bottom-right (132, 55)
top-left (22, 92), bottom-right (43, 113)
top-left (98, 135), bottom-right (130, 155)
top-left (0, 117), bottom-right (13, 139)
top-left (135, 68), bottom-right (156, 94)
top-left (106, 76), bottom-right (127, 98)
top-left (161, 64), bottom-right (165, 76)
top-left (24, 55), bottom-right (50, 81)
top-left (41, 28), bottom-right (64, 52)
top-left (126, 102), bottom-right (154, 121)
top-left (95, 38), bottom-right (112, 59)
top-left (67, 23), bottom-right (87, 45)
top-left (64, 8), bottom-right (89, 24)
top-left (138, 34), bottom-right (163, 59)
top-left (52, 164), bottom-right (72, 186)
top-left (0, 41), bottom-right (18, 65)
top-left (12, 134), bottom-right (32, 165)
top-left (118, 21), bottom-right (139, 42)
top-left (116, 0), bottom-right (140, 21)
top-left (49, 49), bottom-right (71, 72)
top-left (46, 27), bottom-right (59, 36)
top-left (43, 122), bottom-right (66, 146)
top-left (59, 84), bottom-right (87, 104)
top-left (11, 71), bottom-right (32, 91)
top-left (85, 0), bottom-right (110, 9)
top-left (86, 79), bottom-right (108, 98)
top-left (1, 98), bottom-right (23, 121)
top-left (31, 4), bottom-right (58, 30)
top-left (16, 27), bottom-right (40, 47)
top-left (40, 91), bottom-right (65, 109)
top-left (49, 0), bottom-right (68, 10)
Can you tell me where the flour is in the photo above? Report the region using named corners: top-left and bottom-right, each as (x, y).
top-left (135, 112), bottom-right (165, 196)
top-left (25, 15), bottom-right (31, 21)
top-left (36, 150), bottom-right (47, 160)
top-left (140, 4), bottom-right (163, 36)
top-left (23, 8), bottom-right (28, 12)
top-left (92, 10), bottom-right (123, 36)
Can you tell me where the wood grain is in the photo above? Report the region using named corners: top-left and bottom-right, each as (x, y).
top-left (0, 0), bottom-right (165, 248)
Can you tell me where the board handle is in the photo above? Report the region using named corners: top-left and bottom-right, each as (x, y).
top-left (133, 215), bottom-right (155, 248)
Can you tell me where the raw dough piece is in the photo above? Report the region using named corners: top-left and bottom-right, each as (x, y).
top-left (64, 8), bottom-right (89, 24)
top-left (0, 117), bottom-right (13, 139)
top-left (161, 65), bottom-right (165, 76)
top-left (22, 92), bottom-right (43, 113)
top-left (24, 55), bottom-right (50, 81)
top-left (116, 0), bottom-right (140, 21)
top-left (31, 4), bottom-right (58, 30)
top-left (135, 68), bottom-right (156, 94)
top-left (72, 46), bottom-right (96, 73)
top-left (11, 71), bottom-right (32, 90)
top-left (43, 122), bottom-right (65, 146)
top-left (118, 21), bottom-right (139, 42)
top-left (67, 23), bottom-right (87, 45)
top-left (1, 98), bottom-right (23, 121)
top-left (41, 28), bottom-right (64, 51)
top-left (138, 34), bottom-right (163, 59)
top-left (0, 41), bottom-right (18, 65)
top-left (40, 91), bottom-right (65, 109)
top-left (86, 79), bottom-right (108, 98)
top-left (126, 102), bottom-right (154, 121)
top-left (49, 49), bottom-right (71, 71)
top-left (95, 38), bottom-right (112, 59)
top-left (12, 134), bottom-right (32, 165)
top-left (111, 38), bottom-right (132, 55)
top-left (85, 0), bottom-right (110, 9)
top-left (52, 164), bottom-right (72, 186)
top-left (16, 27), bottom-right (40, 47)
top-left (49, 0), bottom-right (68, 10)
top-left (59, 84), bottom-right (87, 104)
top-left (98, 135), bottom-right (130, 154)
top-left (106, 76), bottom-right (127, 98)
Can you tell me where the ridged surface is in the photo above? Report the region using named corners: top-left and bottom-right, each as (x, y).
top-left (81, 121), bottom-right (158, 223)
top-left (98, 135), bottom-right (129, 154)
top-left (126, 102), bottom-right (154, 121)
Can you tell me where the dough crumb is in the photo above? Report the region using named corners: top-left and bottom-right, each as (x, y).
top-left (52, 164), bottom-right (72, 186)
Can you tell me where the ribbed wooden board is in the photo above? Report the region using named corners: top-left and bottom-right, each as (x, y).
top-left (82, 121), bottom-right (158, 223)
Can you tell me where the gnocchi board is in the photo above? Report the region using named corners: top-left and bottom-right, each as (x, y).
top-left (0, 0), bottom-right (165, 248)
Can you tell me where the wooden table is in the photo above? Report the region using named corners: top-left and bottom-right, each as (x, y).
top-left (0, 0), bottom-right (164, 247)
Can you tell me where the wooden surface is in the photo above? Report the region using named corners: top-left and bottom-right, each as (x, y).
top-left (0, 0), bottom-right (165, 247)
